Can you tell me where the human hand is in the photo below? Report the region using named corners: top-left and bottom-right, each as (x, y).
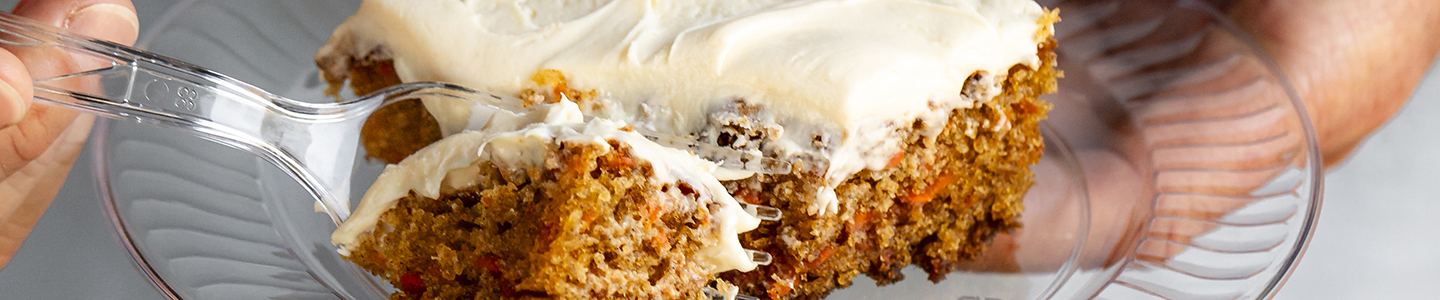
top-left (962, 0), bottom-right (1440, 277)
top-left (0, 0), bottom-right (137, 268)
top-left (1225, 0), bottom-right (1440, 167)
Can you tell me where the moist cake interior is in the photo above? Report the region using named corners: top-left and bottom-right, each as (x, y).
top-left (349, 143), bottom-right (721, 299)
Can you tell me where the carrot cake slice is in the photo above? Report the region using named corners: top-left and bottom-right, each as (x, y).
top-left (334, 101), bottom-right (766, 298)
top-left (318, 0), bottom-right (1058, 298)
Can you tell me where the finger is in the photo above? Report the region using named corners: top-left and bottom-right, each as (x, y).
top-left (13, 0), bottom-right (138, 45)
top-left (0, 115), bottom-right (93, 267)
top-left (0, 49), bottom-right (33, 128)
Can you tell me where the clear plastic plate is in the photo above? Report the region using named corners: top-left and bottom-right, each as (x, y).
top-left (92, 0), bottom-right (1322, 298)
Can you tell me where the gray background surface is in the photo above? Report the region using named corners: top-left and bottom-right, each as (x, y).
top-left (0, 0), bottom-right (1437, 298)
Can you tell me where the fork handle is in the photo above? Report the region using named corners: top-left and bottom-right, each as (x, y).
top-left (0, 12), bottom-right (363, 221)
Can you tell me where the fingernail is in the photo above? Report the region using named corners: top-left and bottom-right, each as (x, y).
top-left (65, 3), bottom-right (139, 44)
top-left (0, 81), bottom-right (24, 127)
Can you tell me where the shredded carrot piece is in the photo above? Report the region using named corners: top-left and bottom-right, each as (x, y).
top-left (581, 211), bottom-right (596, 224)
top-left (739, 192), bottom-right (761, 205)
top-left (600, 155), bottom-right (635, 169)
top-left (649, 233), bottom-right (671, 248)
top-left (886, 150), bottom-right (906, 168)
top-left (849, 211), bottom-right (875, 231)
top-left (902, 174), bottom-right (957, 205)
top-left (645, 202), bottom-right (662, 223)
top-left (768, 282), bottom-right (793, 299)
top-left (810, 245), bottom-right (838, 266)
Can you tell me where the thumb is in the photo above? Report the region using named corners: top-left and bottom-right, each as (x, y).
top-left (61, 2), bottom-right (140, 45)
top-left (0, 0), bottom-right (138, 128)
top-left (0, 49), bottom-right (33, 128)
top-left (15, 1), bottom-right (139, 45)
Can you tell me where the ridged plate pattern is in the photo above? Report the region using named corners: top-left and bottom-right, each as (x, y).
top-left (1044, 0), bottom-right (1321, 298)
top-left (99, 0), bottom-right (359, 299)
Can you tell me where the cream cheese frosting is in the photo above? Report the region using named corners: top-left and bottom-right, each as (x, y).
top-left (333, 101), bottom-right (764, 273)
top-left (319, 0), bottom-right (1049, 215)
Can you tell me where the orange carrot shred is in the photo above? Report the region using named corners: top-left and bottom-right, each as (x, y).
top-left (886, 150), bottom-right (906, 168)
top-left (902, 174), bottom-right (957, 205)
top-left (768, 282), bottom-right (792, 299)
top-left (811, 245), bottom-right (837, 266)
top-left (850, 211), bottom-right (875, 231)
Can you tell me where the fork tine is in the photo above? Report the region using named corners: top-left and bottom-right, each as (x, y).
top-left (746, 249), bottom-right (773, 266)
top-left (704, 284), bottom-right (761, 300)
top-left (703, 287), bottom-right (727, 300)
top-left (740, 203), bottom-right (782, 221)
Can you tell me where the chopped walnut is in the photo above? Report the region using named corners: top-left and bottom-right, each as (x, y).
top-left (700, 99), bottom-right (783, 152)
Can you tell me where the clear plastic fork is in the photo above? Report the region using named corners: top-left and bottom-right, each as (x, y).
top-left (0, 11), bottom-right (780, 291)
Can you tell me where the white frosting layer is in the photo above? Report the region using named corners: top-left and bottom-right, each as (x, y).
top-left (321, 0), bottom-right (1047, 214)
top-left (333, 101), bottom-right (764, 273)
